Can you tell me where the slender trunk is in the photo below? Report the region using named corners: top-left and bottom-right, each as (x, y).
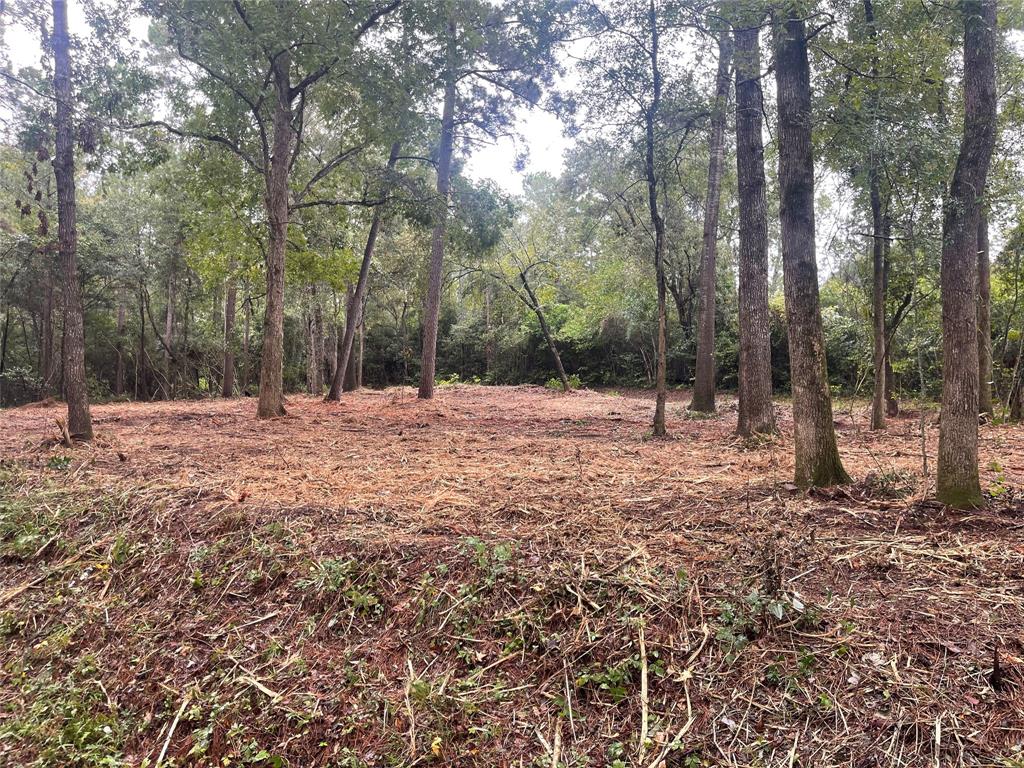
top-left (419, 33), bottom-right (457, 401)
top-left (41, 261), bottom-right (56, 395)
top-left (978, 209), bottom-right (993, 417)
top-left (869, 174), bottom-right (886, 430)
top-left (883, 218), bottom-right (899, 417)
top-left (162, 273), bottom-right (174, 399)
top-left (52, 0), bottom-right (91, 439)
top-left (136, 285), bottom-right (144, 399)
top-left (734, 19), bottom-right (776, 438)
top-left (222, 256), bottom-right (237, 397)
top-left (645, 0), bottom-right (668, 436)
top-left (115, 298), bottom-right (125, 396)
top-left (242, 295), bottom-right (252, 393)
top-left (356, 318), bottom-right (364, 388)
top-left (341, 285), bottom-right (359, 391)
top-left (937, 0), bottom-right (997, 508)
top-left (257, 53), bottom-right (294, 418)
top-left (327, 141), bottom-right (400, 399)
top-left (521, 271), bottom-right (570, 392)
top-left (773, 9), bottom-right (847, 487)
top-left (690, 31), bottom-right (732, 413)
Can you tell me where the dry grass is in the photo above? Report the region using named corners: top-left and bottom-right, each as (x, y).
top-left (0, 385), bottom-right (1022, 767)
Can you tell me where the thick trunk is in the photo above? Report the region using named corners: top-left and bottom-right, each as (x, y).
top-left (773, 10), bottom-right (847, 487)
top-left (341, 286), bottom-right (359, 392)
top-left (256, 55), bottom-right (294, 419)
top-left (869, 175), bottom-right (886, 430)
top-left (327, 141), bottom-right (400, 399)
top-left (115, 298), bottom-right (125, 396)
top-left (734, 20), bottom-right (776, 438)
top-left (51, 0), bottom-right (92, 439)
top-left (937, 0), bottom-right (997, 508)
top-left (419, 40), bottom-right (457, 401)
top-left (690, 31), bottom-right (732, 413)
top-left (978, 210), bottom-right (993, 417)
top-left (222, 257), bottom-right (237, 397)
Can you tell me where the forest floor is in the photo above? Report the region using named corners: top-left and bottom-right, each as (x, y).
top-left (0, 385), bottom-right (1022, 767)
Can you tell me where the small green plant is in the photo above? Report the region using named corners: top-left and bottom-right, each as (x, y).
top-left (295, 558), bottom-right (383, 618)
top-left (545, 373), bottom-right (582, 390)
top-left (436, 372), bottom-right (462, 387)
top-left (46, 454), bottom-right (72, 471)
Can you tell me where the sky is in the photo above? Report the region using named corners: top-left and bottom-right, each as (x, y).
top-left (2, 1), bottom-right (566, 193)
top-left (4, 6), bottom-right (1023, 199)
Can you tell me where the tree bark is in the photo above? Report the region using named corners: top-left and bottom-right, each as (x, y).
top-left (41, 260), bottom-right (57, 395)
top-left (883, 217), bottom-right (899, 417)
top-left (645, 0), bottom-right (668, 436)
top-left (51, 0), bottom-right (92, 439)
top-left (418, 23), bottom-right (457, 400)
top-left (222, 256), bottom-right (237, 397)
top-left (978, 209), bottom-right (993, 417)
top-left (327, 141), bottom-right (400, 399)
top-left (773, 9), bottom-right (848, 487)
top-left (690, 30), bottom-right (732, 413)
top-left (306, 287), bottom-right (324, 395)
top-left (869, 174), bottom-right (887, 430)
top-left (256, 52), bottom-right (294, 418)
top-left (937, 0), bottom-right (997, 508)
top-left (162, 273), bottom-right (175, 399)
top-left (115, 297), bottom-right (126, 396)
top-left (734, 19), bottom-right (776, 438)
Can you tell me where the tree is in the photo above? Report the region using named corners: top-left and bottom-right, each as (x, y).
top-left (690, 25), bottom-right (731, 414)
top-left (415, 0), bottom-right (571, 399)
top-left (52, 0), bottom-right (93, 439)
top-left (773, 7), bottom-right (848, 487)
top-left (733, 11), bottom-right (775, 438)
top-left (978, 210), bottom-right (993, 417)
top-left (937, 0), bottom-right (998, 508)
top-left (144, 0), bottom-right (403, 418)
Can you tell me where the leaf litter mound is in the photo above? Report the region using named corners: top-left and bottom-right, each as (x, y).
top-left (0, 385), bottom-right (1022, 767)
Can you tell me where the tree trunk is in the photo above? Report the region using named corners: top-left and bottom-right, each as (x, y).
top-left (521, 271), bottom-right (570, 392)
top-left (869, 174), bottom-right (886, 430)
top-left (115, 298), bottom-right (125, 396)
top-left (690, 30), bottom-right (732, 414)
top-left (41, 261), bottom-right (56, 395)
top-left (883, 218), bottom-right (899, 417)
top-left (327, 141), bottom-right (400, 400)
top-left (773, 9), bottom-right (847, 487)
top-left (418, 33), bottom-right (457, 401)
top-left (256, 54), bottom-right (294, 418)
top-left (978, 209), bottom-right (993, 417)
top-left (356, 318), bottom-right (364, 388)
top-left (242, 294), bottom-right (252, 394)
top-left (222, 257), bottom-right (237, 397)
top-left (734, 19), bottom-right (776, 438)
top-left (51, 0), bottom-right (92, 439)
top-left (162, 273), bottom-right (174, 399)
top-left (937, 0), bottom-right (997, 508)
top-left (645, 0), bottom-right (668, 436)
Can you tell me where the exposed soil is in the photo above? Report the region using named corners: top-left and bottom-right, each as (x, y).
top-left (1, 385), bottom-right (1022, 767)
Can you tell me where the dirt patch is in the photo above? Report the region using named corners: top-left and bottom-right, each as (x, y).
top-left (1, 386), bottom-right (1022, 766)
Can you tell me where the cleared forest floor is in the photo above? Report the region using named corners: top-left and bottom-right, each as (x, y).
top-left (1, 385), bottom-right (1022, 767)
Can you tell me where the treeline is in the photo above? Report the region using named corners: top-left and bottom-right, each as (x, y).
top-left (2, 0), bottom-right (1024, 507)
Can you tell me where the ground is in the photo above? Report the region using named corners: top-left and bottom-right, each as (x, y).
top-left (0, 385), bottom-right (1022, 767)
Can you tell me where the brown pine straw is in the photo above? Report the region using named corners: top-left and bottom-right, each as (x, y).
top-left (0, 385), bottom-right (1021, 766)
